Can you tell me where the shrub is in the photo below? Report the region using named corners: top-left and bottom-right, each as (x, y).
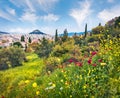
top-left (0, 46), bottom-right (26, 70)
top-left (35, 37), bottom-right (53, 58)
top-left (13, 42), bottom-right (23, 48)
top-left (44, 57), bottom-right (61, 72)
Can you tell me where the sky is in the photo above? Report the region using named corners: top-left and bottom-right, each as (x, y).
top-left (0, 0), bottom-right (120, 35)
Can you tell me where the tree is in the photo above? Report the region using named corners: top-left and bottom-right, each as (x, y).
top-left (62, 29), bottom-right (68, 42)
top-left (0, 47), bottom-right (26, 70)
top-left (13, 42), bottom-right (23, 48)
top-left (92, 26), bottom-right (104, 34)
top-left (28, 37), bottom-right (32, 43)
top-left (55, 29), bottom-right (58, 42)
top-left (99, 23), bottom-right (101, 26)
top-left (21, 35), bottom-right (25, 42)
top-left (84, 23), bottom-right (87, 38)
top-left (35, 37), bottom-right (53, 58)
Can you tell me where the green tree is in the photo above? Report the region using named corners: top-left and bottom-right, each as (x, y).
top-left (21, 35), bottom-right (25, 42)
top-left (84, 23), bottom-right (87, 38)
top-left (62, 29), bottom-right (68, 42)
top-left (99, 23), bottom-right (101, 26)
top-left (92, 26), bottom-right (104, 34)
top-left (55, 29), bottom-right (58, 42)
top-left (28, 37), bottom-right (32, 43)
top-left (13, 42), bottom-right (23, 48)
top-left (0, 47), bottom-right (26, 70)
top-left (114, 16), bottom-right (120, 28)
top-left (35, 37), bottom-right (53, 58)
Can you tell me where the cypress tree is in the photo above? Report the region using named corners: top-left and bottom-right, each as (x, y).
top-left (21, 35), bottom-right (25, 42)
top-left (55, 29), bottom-right (58, 42)
top-left (84, 24), bottom-right (87, 38)
top-left (28, 37), bottom-right (32, 43)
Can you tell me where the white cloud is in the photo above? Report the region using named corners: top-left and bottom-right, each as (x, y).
top-left (0, 9), bottom-right (16, 21)
top-left (37, 0), bottom-right (59, 12)
top-left (9, 0), bottom-right (59, 13)
top-left (98, 5), bottom-right (120, 23)
top-left (41, 14), bottom-right (59, 22)
top-left (70, 0), bottom-right (92, 28)
top-left (20, 12), bottom-right (39, 23)
top-left (6, 8), bottom-right (16, 16)
top-left (108, 0), bottom-right (114, 3)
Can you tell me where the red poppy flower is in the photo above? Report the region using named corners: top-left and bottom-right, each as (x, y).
top-left (88, 59), bottom-right (92, 64)
top-left (92, 63), bottom-right (97, 67)
top-left (98, 59), bottom-right (102, 62)
top-left (68, 59), bottom-right (74, 63)
top-left (2, 96), bottom-right (4, 98)
top-left (75, 62), bottom-right (82, 67)
top-left (91, 51), bottom-right (97, 56)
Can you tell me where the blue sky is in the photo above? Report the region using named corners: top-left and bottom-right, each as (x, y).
top-left (0, 0), bottom-right (120, 34)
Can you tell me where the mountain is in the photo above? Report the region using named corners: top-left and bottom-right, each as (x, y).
top-left (59, 32), bottom-right (84, 37)
top-left (29, 29), bottom-right (46, 35)
top-left (0, 31), bottom-right (9, 34)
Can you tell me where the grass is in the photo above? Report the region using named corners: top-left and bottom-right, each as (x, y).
top-left (0, 53), bottom-right (45, 97)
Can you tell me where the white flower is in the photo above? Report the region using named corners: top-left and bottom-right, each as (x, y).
top-left (60, 87), bottom-right (63, 90)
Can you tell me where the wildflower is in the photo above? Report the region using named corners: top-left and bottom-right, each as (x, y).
top-left (92, 63), bottom-right (97, 67)
top-left (75, 62), bottom-right (82, 67)
top-left (48, 82), bottom-right (52, 85)
top-left (32, 82), bottom-right (37, 88)
top-left (98, 59), bottom-right (102, 62)
top-left (36, 91), bottom-right (40, 95)
top-left (25, 80), bottom-right (30, 84)
top-left (68, 59), bottom-right (74, 63)
top-left (100, 63), bottom-right (106, 66)
top-left (52, 83), bottom-right (56, 87)
top-left (49, 84), bottom-right (56, 89)
top-left (61, 79), bottom-right (63, 82)
top-left (83, 85), bottom-right (86, 89)
top-left (60, 87), bottom-right (63, 90)
top-left (2, 96), bottom-right (4, 98)
top-left (91, 51), bottom-right (97, 56)
top-left (88, 59), bottom-right (92, 64)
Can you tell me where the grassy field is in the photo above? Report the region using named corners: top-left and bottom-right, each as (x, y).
top-left (0, 53), bottom-right (46, 97)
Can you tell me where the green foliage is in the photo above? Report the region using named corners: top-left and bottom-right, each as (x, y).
top-left (52, 39), bottom-right (75, 57)
top-left (35, 37), bottom-right (53, 58)
top-left (114, 16), bottom-right (120, 28)
top-left (62, 29), bottom-right (68, 42)
top-left (28, 37), bottom-right (32, 43)
top-left (92, 26), bottom-right (104, 34)
top-left (44, 57), bottom-right (61, 72)
top-left (55, 29), bottom-right (58, 42)
top-left (21, 35), bottom-right (25, 42)
top-left (84, 23), bottom-right (87, 38)
top-left (87, 34), bottom-right (102, 43)
top-left (13, 42), bottom-right (23, 48)
top-left (0, 46), bottom-right (26, 70)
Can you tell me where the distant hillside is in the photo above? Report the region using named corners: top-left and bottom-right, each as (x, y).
top-left (29, 30), bottom-right (46, 35)
top-left (59, 32), bottom-right (85, 37)
top-left (0, 31), bottom-right (9, 34)
top-left (59, 30), bottom-right (91, 36)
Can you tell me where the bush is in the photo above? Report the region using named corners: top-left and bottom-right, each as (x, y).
top-left (13, 42), bottom-right (23, 48)
top-left (0, 46), bottom-right (26, 70)
top-left (35, 37), bottom-right (53, 58)
top-left (44, 57), bottom-right (61, 72)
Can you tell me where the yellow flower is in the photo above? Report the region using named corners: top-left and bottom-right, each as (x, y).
top-left (91, 96), bottom-right (95, 98)
top-left (52, 83), bottom-right (56, 87)
top-left (32, 82), bottom-right (37, 88)
top-left (101, 63), bottom-right (106, 66)
top-left (83, 85), bottom-right (86, 89)
top-left (61, 79), bottom-right (63, 82)
top-left (25, 80), bottom-right (30, 84)
top-left (36, 91), bottom-right (40, 95)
